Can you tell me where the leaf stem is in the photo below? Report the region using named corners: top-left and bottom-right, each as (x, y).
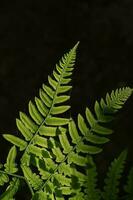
top-left (0, 169), bottom-right (34, 196)
top-left (0, 169), bottom-right (25, 180)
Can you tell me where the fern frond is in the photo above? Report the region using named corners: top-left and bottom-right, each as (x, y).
top-left (0, 178), bottom-right (20, 200)
top-left (3, 42), bottom-right (79, 152)
top-left (67, 87), bottom-right (131, 198)
top-left (100, 87), bottom-right (132, 114)
top-left (85, 156), bottom-right (101, 200)
top-left (70, 87), bottom-right (132, 157)
top-left (102, 150), bottom-right (127, 200)
top-left (2, 42), bottom-right (79, 191)
top-left (22, 86), bottom-right (132, 198)
top-left (1, 42), bottom-right (132, 200)
top-left (124, 167), bottom-right (133, 200)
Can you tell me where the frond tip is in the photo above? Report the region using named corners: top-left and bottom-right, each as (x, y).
top-left (101, 87), bottom-right (133, 114)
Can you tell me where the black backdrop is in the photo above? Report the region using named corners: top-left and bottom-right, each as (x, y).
top-left (0, 0), bottom-right (133, 198)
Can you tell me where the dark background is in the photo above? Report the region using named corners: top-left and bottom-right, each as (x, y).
top-left (0, 0), bottom-right (133, 198)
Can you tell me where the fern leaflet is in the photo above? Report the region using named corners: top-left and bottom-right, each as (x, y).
top-left (85, 156), bottom-right (101, 200)
top-left (102, 150), bottom-right (127, 200)
top-left (0, 178), bottom-right (20, 200)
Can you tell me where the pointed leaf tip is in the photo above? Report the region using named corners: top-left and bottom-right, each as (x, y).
top-left (73, 41), bottom-right (80, 50)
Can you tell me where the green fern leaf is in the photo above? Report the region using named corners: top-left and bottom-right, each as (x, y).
top-left (78, 114), bottom-right (109, 144)
top-left (54, 95), bottom-right (70, 104)
top-left (32, 135), bottom-right (48, 148)
top-left (69, 87), bottom-right (133, 168)
top-left (19, 112), bottom-right (38, 132)
top-left (0, 178), bottom-right (20, 200)
top-left (69, 118), bottom-right (105, 155)
top-left (35, 158), bottom-right (51, 180)
top-left (0, 171), bottom-right (9, 186)
top-left (58, 163), bottom-right (72, 177)
top-left (76, 142), bottom-right (102, 154)
top-left (101, 87), bottom-right (133, 113)
top-left (54, 173), bottom-right (71, 186)
top-left (3, 134), bottom-right (27, 151)
top-left (29, 101), bottom-right (44, 124)
top-left (21, 165), bottom-right (43, 190)
top-left (45, 117), bottom-right (69, 126)
top-left (2, 42), bottom-right (79, 194)
top-left (94, 101), bottom-right (113, 122)
top-left (91, 123), bottom-right (113, 135)
top-left (28, 145), bottom-right (50, 159)
top-left (102, 150), bottom-right (127, 200)
top-left (4, 146), bottom-right (18, 174)
top-left (39, 125), bottom-right (57, 136)
top-left (51, 105), bottom-right (70, 115)
top-left (58, 127), bottom-right (72, 154)
top-left (35, 97), bottom-right (49, 117)
top-left (85, 107), bottom-right (113, 135)
top-left (58, 85), bottom-right (72, 93)
top-left (1, 42), bottom-right (132, 200)
top-left (124, 167), bottom-right (133, 200)
top-left (68, 152), bottom-right (87, 166)
top-left (39, 88), bottom-right (51, 108)
top-left (85, 156), bottom-right (101, 200)
top-left (32, 190), bottom-right (47, 200)
top-left (42, 84), bottom-right (54, 98)
top-left (37, 86), bottom-right (132, 198)
top-left (44, 158), bottom-right (57, 170)
top-left (69, 192), bottom-right (85, 200)
top-left (68, 119), bottom-right (81, 144)
top-left (16, 118), bottom-right (33, 141)
top-left (52, 146), bottom-right (65, 162)
top-left (48, 75), bottom-right (58, 90)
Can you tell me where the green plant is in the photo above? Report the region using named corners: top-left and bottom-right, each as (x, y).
top-left (0, 42), bottom-right (132, 200)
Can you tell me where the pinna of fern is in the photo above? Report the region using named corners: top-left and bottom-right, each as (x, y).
top-left (0, 146), bottom-right (20, 200)
top-left (0, 42), bottom-right (132, 199)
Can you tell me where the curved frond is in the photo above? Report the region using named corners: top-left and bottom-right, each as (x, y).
top-left (100, 87), bottom-right (132, 115)
top-left (102, 150), bottom-right (127, 200)
top-left (3, 42), bottom-right (79, 152)
top-left (2, 42), bottom-right (79, 193)
top-left (1, 41), bottom-right (132, 200)
top-left (73, 87), bottom-right (132, 156)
